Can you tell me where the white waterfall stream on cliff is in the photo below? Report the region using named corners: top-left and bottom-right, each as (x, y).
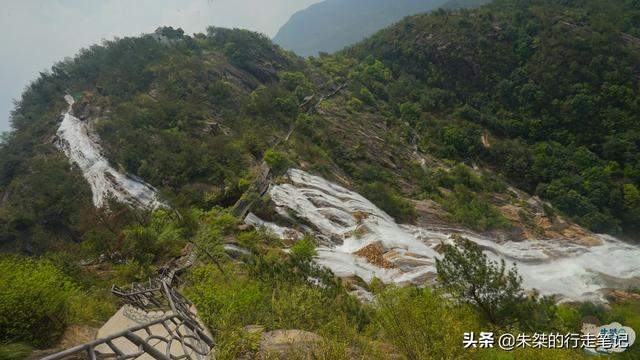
top-left (56, 95), bottom-right (164, 209)
top-left (249, 169), bottom-right (640, 302)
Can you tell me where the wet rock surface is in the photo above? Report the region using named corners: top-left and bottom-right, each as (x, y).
top-left (246, 168), bottom-right (640, 302)
top-left (55, 95), bottom-right (165, 210)
top-left (354, 242), bottom-right (395, 269)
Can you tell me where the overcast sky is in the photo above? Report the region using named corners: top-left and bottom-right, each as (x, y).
top-left (0, 0), bottom-right (319, 133)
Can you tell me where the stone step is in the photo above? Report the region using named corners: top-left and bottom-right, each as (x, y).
top-left (92, 306), bottom-right (211, 359)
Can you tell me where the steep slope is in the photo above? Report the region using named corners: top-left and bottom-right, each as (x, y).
top-left (0, 27), bottom-right (308, 251)
top-left (340, 0), bottom-right (640, 237)
top-left (273, 0), bottom-right (449, 57)
top-left (2, 1), bottom-right (640, 266)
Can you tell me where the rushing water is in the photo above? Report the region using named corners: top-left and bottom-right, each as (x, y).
top-left (56, 95), bottom-right (164, 209)
top-left (252, 169), bottom-right (640, 302)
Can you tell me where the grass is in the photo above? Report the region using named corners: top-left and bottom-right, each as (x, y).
top-left (1, 212), bottom-right (637, 360)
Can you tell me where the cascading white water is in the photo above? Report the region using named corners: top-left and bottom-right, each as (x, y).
top-left (56, 95), bottom-right (164, 210)
top-left (253, 169), bottom-right (640, 302)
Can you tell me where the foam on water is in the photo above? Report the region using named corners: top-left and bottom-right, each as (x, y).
top-left (245, 212), bottom-right (303, 240)
top-left (260, 169), bottom-right (640, 302)
top-left (56, 95), bottom-right (164, 209)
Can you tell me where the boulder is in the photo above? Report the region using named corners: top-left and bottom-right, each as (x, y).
top-left (349, 285), bottom-right (376, 304)
top-left (383, 250), bottom-right (432, 269)
top-left (606, 290), bottom-right (640, 303)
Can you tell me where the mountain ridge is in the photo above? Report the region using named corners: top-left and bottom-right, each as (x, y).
top-left (273, 0), bottom-right (450, 57)
top-left (3, 1), bottom-right (640, 252)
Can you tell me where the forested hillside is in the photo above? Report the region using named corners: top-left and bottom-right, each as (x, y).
top-left (2, 1), bottom-right (640, 358)
top-left (344, 0), bottom-right (640, 236)
top-left (0, 27), bottom-right (308, 252)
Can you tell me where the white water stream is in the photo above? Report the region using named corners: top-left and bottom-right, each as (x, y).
top-left (252, 169), bottom-right (640, 302)
top-left (54, 92), bottom-right (639, 301)
top-left (56, 95), bottom-right (164, 209)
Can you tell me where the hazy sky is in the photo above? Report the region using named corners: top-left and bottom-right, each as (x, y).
top-left (0, 0), bottom-right (319, 133)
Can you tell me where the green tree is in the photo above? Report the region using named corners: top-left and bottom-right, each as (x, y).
top-left (436, 239), bottom-right (556, 329)
top-left (443, 185), bottom-right (509, 231)
top-left (360, 182), bottom-right (417, 223)
top-left (623, 183), bottom-right (640, 229)
top-left (263, 149), bottom-right (289, 174)
top-left (400, 102), bottom-right (422, 125)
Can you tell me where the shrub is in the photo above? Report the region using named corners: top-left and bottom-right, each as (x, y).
top-left (360, 182), bottom-right (417, 224)
top-left (212, 327), bottom-right (261, 360)
top-left (443, 185), bottom-right (510, 231)
top-left (400, 102), bottom-right (422, 124)
top-left (436, 164), bottom-right (484, 191)
top-left (375, 286), bottom-right (479, 359)
top-left (440, 123), bottom-right (483, 159)
top-left (346, 97), bottom-right (364, 112)
top-left (290, 236), bottom-right (317, 263)
top-left (194, 209), bottom-right (238, 258)
top-left (436, 239), bottom-right (557, 330)
top-left (120, 209), bottom-right (188, 264)
top-left (186, 265), bottom-right (271, 330)
top-left (0, 343), bottom-right (33, 360)
top-left (0, 256), bottom-right (75, 347)
top-left (264, 149), bottom-right (289, 174)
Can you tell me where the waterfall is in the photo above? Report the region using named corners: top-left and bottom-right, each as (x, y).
top-left (56, 95), bottom-right (164, 210)
top-left (251, 169), bottom-right (640, 302)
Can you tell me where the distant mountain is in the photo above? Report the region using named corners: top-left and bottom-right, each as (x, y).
top-left (441, 0), bottom-right (492, 10)
top-left (273, 0), bottom-right (448, 57)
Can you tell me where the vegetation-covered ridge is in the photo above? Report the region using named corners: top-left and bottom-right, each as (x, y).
top-left (2, 0), bottom-right (640, 254)
top-left (340, 0), bottom-right (640, 236)
top-left (0, 26), bottom-right (309, 252)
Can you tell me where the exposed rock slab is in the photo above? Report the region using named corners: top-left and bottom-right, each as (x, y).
top-left (254, 169), bottom-right (640, 302)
